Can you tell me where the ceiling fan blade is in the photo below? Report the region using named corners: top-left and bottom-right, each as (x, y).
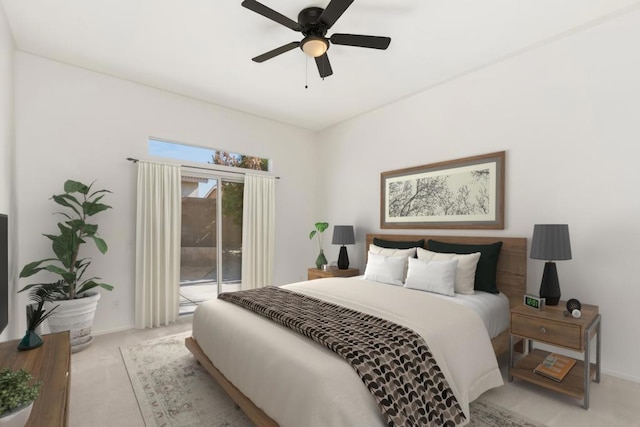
top-left (330, 33), bottom-right (391, 50)
top-left (319, 0), bottom-right (354, 29)
top-left (252, 42), bottom-right (300, 63)
top-left (315, 53), bottom-right (333, 78)
top-left (241, 0), bottom-right (302, 32)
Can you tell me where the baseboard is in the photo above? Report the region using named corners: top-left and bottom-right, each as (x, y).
top-left (601, 368), bottom-right (640, 384)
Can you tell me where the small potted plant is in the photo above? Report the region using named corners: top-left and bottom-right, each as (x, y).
top-left (309, 222), bottom-right (329, 269)
top-left (0, 368), bottom-right (41, 426)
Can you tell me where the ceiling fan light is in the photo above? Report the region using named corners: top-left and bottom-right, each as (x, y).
top-left (301, 37), bottom-right (328, 58)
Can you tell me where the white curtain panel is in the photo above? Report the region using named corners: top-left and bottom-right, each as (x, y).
top-left (135, 161), bottom-right (181, 328)
top-left (241, 174), bottom-right (276, 290)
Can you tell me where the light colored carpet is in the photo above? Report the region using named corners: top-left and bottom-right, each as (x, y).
top-left (121, 331), bottom-right (250, 427)
top-left (121, 332), bottom-right (546, 427)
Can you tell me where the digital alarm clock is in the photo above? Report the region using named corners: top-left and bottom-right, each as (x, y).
top-left (524, 294), bottom-right (545, 310)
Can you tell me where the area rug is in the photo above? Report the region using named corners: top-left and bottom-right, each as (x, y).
top-left (121, 332), bottom-right (546, 427)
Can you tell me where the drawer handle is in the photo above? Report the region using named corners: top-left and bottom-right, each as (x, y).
top-left (539, 327), bottom-right (547, 334)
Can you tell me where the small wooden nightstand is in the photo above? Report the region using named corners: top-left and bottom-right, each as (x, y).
top-left (307, 267), bottom-right (359, 280)
top-left (508, 301), bottom-right (601, 409)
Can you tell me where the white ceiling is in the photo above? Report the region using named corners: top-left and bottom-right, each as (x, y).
top-left (2, 0), bottom-right (638, 131)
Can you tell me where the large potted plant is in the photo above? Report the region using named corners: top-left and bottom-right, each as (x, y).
top-left (0, 368), bottom-right (41, 427)
top-left (19, 180), bottom-right (113, 352)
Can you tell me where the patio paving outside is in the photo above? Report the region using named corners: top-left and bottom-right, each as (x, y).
top-left (179, 250), bottom-right (242, 315)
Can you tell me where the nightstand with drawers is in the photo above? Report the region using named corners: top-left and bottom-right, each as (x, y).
top-left (307, 267), bottom-right (359, 280)
top-left (508, 302), bottom-right (601, 409)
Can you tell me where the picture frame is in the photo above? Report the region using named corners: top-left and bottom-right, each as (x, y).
top-left (380, 151), bottom-right (505, 229)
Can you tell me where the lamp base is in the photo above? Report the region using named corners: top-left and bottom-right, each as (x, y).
top-left (337, 246), bottom-right (349, 269)
top-left (539, 261), bottom-right (561, 306)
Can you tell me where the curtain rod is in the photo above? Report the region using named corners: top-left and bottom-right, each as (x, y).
top-left (126, 157), bottom-right (280, 179)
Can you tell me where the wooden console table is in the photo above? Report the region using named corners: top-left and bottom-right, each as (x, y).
top-left (0, 331), bottom-right (71, 426)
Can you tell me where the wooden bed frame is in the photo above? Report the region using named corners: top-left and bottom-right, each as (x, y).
top-left (185, 233), bottom-right (527, 427)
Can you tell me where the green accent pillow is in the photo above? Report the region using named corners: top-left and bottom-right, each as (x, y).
top-left (427, 239), bottom-right (503, 294)
top-left (372, 238), bottom-right (425, 250)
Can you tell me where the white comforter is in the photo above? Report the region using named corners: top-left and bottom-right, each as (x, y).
top-left (192, 278), bottom-right (503, 426)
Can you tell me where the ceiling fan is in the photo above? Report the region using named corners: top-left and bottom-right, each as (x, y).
top-left (241, 0), bottom-right (391, 78)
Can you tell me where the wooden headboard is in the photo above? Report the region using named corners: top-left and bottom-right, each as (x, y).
top-left (366, 234), bottom-right (527, 310)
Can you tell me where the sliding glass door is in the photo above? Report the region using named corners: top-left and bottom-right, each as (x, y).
top-left (179, 174), bottom-right (244, 314)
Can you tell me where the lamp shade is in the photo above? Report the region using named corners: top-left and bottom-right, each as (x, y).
top-left (332, 225), bottom-right (355, 245)
top-left (530, 224), bottom-right (572, 261)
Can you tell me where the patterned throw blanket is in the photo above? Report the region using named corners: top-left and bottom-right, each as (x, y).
top-left (219, 286), bottom-right (466, 427)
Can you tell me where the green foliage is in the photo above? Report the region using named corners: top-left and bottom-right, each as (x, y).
top-left (221, 182), bottom-right (244, 227)
top-left (210, 151), bottom-right (269, 227)
top-left (309, 222), bottom-right (329, 251)
top-left (19, 180), bottom-right (113, 300)
top-left (24, 281), bottom-right (63, 330)
top-left (211, 151), bottom-right (269, 172)
top-left (0, 368), bottom-right (41, 416)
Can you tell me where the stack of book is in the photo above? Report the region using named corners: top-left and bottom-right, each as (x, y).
top-left (534, 353), bottom-right (576, 382)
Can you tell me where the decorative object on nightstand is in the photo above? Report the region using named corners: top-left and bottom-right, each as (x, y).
top-left (530, 224), bottom-right (572, 306)
top-left (566, 298), bottom-right (582, 318)
top-left (332, 225), bottom-right (355, 269)
top-left (309, 222), bottom-right (329, 269)
top-left (533, 353), bottom-right (576, 382)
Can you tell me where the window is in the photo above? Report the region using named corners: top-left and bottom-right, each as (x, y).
top-left (148, 139), bottom-right (269, 171)
top-left (148, 138), bottom-right (268, 314)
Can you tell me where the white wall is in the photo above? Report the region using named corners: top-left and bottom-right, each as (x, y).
top-left (318, 8), bottom-right (640, 382)
top-left (0, 3), bottom-right (15, 341)
top-left (13, 53), bottom-right (318, 336)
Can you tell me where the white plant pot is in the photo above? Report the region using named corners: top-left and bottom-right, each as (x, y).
top-left (45, 292), bottom-right (101, 353)
top-left (0, 402), bottom-right (33, 427)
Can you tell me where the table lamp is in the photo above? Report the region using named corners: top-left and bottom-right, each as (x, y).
top-left (530, 224), bottom-right (572, 306)
top-left (332, 225), bottom-right (355, 269)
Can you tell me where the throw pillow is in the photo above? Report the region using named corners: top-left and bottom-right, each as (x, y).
top-left (416, 248), bottom-right (480, 295)
top-left (404, 258), bottom-right (458, 296)
top-left (363, 252), bottom-right (407, 286)
top-left (372, 237), bottom-right (425, 251)
top-left (427, 240), bottom-right (503, 294)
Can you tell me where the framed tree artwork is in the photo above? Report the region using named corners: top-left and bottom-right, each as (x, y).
top-left (380, 151), bottom-right (505, 229)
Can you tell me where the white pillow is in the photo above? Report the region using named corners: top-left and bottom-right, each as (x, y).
top-left (369, 244), bottom-right (417, 258)
top-left (369, 244), bottom-right (416, 281)
top-left (416, 247), bottom-right (481, 295)
top-left (404, 258), bottom-right (458, 296)
top-left (363, 252), bottom-right (407, 286)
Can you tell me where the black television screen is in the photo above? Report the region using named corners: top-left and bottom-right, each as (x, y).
top-left (0, 214), bottom-right (7, 335)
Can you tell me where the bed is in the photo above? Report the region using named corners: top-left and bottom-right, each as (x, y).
top-left (186, 233), bottom-right (527, 427)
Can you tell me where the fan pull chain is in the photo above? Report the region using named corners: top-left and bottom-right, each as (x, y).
top-left (305, 56), bottom-right (308, 89)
